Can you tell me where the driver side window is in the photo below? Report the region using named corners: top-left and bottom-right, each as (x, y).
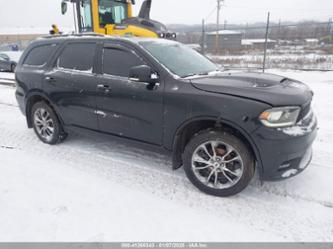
top-left (102, 47), bottom-right (146, 77)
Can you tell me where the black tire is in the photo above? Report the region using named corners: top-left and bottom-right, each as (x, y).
top-left (183, 129), bottom-right (255, 197)
top-left (11, 64), bottom-right (16, 72)
top-left (31, 101), bottom-right (66, 145)
top-left (59, 132), bottom-right (68, 141)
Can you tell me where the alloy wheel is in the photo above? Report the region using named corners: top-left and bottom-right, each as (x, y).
top-left (33, 108), bottom-right (55, 142)
top-left (191, 140), bottom-right (244, 189)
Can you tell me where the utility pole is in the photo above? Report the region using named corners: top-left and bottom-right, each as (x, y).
top-left (263, 12), bottom-right (270, 72)
top-left (201, 19), bottom-right (206, 55)
top-left (73, 2), bottom-right (78, 34)
top-left (277, 19), bottom-right (281, 40)
top-left (215, 0), bottom-right (223, 54)
top-left (328, 18), bottom-right (332, 36)
top-left (244, 22), bottom-right (248, 39)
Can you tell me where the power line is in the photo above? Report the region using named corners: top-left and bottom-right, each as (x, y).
top-left (206, 21), bottom-right (333, 31)
top-left (178, 21), bottom-right (333, 34)
top-left (204, 6), bottom-right (217, 21)
top-left (224, 4), bottom-right (333, 13)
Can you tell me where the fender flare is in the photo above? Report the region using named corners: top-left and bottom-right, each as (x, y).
top-left (171, 115), bottom-right (264, 178)
top-left (25, 90), bottom-right (64, 128)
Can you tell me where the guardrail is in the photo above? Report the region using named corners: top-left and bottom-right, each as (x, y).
top-left (0, 76), bottom-right (16, 87)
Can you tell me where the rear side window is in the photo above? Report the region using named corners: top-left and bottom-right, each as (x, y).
top-left (102, 48), bottom-right (145, 77)
top-left (23, 44), bottom-right (57, 66)
top-left (57, 43), bottom-right (96, 72)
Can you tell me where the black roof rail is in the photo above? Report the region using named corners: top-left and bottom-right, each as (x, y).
top-left (42, 33), bottom-right (105, 39)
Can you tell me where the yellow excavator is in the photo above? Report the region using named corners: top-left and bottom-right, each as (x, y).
top-left (61, 0), bottom-right (176, 39)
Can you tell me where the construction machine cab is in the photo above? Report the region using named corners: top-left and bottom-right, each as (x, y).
top-left (61, 0), bottom-right (176, 39)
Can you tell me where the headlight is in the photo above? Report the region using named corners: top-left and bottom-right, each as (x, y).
top-left (259, 107), bottom-right (301, 128)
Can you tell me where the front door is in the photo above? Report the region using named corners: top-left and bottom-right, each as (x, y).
top-left (96, 43), bottom-right (164, 145)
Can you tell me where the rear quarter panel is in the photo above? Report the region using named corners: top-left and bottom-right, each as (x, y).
top-left (15, 40), bottom-right (62, 116)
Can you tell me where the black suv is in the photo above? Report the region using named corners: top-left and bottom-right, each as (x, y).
top-left (15, 35), bottom-right (317, 196)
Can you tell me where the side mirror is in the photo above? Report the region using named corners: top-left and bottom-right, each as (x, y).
top-left (129, 65), bottom-right (159, 84)
top-left (61, 1), bottom-right (68, 15)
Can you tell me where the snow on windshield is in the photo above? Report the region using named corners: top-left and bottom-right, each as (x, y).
top-left (139, 40), bottom-right (218, 78)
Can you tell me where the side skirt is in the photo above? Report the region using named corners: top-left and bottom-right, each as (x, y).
top-left (63, 125), bottom-right (173, 162)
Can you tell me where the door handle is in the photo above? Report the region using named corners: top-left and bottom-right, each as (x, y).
top-left (97, 84), bottom-right (110, 89)
top-left (97, 84), bottom-right (111, 93)
top-left (45, 76), bottom-right (56, 83)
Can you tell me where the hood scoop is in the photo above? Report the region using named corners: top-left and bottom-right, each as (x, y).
top-left (190, 72), bottom-right (313, 106)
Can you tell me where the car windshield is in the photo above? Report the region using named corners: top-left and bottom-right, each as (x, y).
top-left (139, 40), bottom-right (219, 78)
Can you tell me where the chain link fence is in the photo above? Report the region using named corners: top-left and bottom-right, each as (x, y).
top-left (173, 20), bottom-right (333, 71)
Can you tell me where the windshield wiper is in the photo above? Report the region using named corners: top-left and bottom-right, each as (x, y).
top-left (180, 69), bottom-right (225, 78)
top-left (181, 72), bottom-right (210, 79)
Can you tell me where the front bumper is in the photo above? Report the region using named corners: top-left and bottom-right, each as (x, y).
top-left (252, 109), bottom-right (317, 181)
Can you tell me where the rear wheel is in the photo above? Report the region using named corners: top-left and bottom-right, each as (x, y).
top-left (183, 130), bottom-right (255, 197)
top-left (31, 102), bottom-right (67, 144)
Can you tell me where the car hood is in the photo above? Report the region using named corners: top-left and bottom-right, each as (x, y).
top-left (190, 72), bottom-right (313, 106)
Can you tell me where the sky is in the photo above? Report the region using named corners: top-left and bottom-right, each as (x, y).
top-left (0, 0), bottom-right (332, 32)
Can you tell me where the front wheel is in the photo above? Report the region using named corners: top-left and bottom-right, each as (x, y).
top-left (183, 130), bottom-right (255, 197)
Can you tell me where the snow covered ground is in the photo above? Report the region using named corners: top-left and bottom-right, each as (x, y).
top-left (0, 72), bottom-right (15, 80)
top-left (0, 72), bottom-right (15, 86)
top-left (0, 70), bottom-right (333, 242)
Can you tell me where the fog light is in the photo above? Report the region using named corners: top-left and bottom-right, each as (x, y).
top-left (278, 163), bottom-right (291, 170)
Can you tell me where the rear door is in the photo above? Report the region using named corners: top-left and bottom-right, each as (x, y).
top-left (44, 41), bottom-right (99, 130)
top-left (95, 42), bottom-right (164, 145)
